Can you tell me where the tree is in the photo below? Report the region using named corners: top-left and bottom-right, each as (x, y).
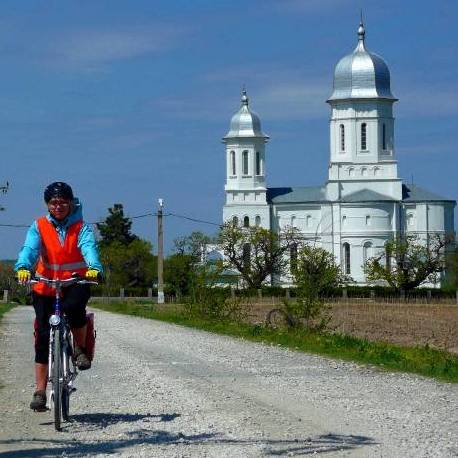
top-left (364, 234), bottom-right (450, 291)
top-left (100, 239), bottom-right (157, 292)
top-left (286, 244), bottom-right (346, 329)
top-left (96, 203), bottom-right (137, 247)
top-left (218, 222), bottom-right (300, 289)
top-left (445, 247), bottom-right (458, 291)
top-left (97, 204), bottom-right (156, 293)
top-left (293, 244), bottom-right (346, 299)
top-left (164, 232), bottom-right (214, 297)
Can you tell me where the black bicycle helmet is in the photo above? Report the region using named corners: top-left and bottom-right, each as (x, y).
top-left (44, 182), bottom-right (74, 203)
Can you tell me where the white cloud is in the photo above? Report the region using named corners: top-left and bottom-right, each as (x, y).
top-left (48, 25), bottom-right (190, 70)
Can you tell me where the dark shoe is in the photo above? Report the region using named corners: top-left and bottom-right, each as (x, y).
top-left (30, 390), bottom-right (47, 411)
top-left (74, 346), bottom-right (91, 370)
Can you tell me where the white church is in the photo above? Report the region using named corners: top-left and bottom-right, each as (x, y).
top-left (221, 21), bottom-right (456, 285)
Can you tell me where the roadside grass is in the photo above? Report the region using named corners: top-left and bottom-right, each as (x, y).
top-left (0, 302), bottom-right (15, 322)
top-left (91, 301), bottom-right (458, 383)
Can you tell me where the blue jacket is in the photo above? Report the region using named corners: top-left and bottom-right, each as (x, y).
top-left (15, 199), bottom-right (103, 273)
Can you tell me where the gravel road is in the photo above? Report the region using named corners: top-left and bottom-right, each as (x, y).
top-left (0, 306), bottom-right (457, 457)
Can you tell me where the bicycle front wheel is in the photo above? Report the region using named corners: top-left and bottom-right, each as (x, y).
top-left (52, 328), bottom-right (63, 431)
top-left (61, 342), bottom-right (70, 421)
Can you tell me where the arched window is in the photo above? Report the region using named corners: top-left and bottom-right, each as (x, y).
top-left (340, 124), bottom-right (345, 151)
top-left (232, 216), bottom-right (238, 226)
top-left (363, 241), bottom-right (373, 265)
top-left (374, 167), bottom-right (380, 177)
top-left (361, 123), bottom-right (367, 150)
top-left (342, 215), bottom-right (347, 227)
top-left (343, 242), bottom-right (351, 274)
top-left (242, 150), bottom-right (249, 175)
top-left (243, 243), bottom-right (251, 271)
top-left (256, 151), bottom-right (261, 175)
top-left (361, 167), bottom-right (368, 177)
top-left (407, 213), bottom-right (414, 227)
top-left (243, 216), bottom-right (250, 228)
top-left (306, 215), bottom-right (312, 228)
top-left (230, 151), bottom-right (236, 175)
top-left (291, 215), bottom-right (296, 228)
top-left (290, 243), bottom-right (298, 273)
top-left (382, 123), bottom-right (386, 150)
top-left (255, 215), bottom-right (261, 227)
top-left (365, 215), bottom-right (371, 226)
top-left (348, 167), bottom-right (355, 177)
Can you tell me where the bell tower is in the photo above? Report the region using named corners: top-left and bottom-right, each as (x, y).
top-left (222, 89), bottom-right (270, 229)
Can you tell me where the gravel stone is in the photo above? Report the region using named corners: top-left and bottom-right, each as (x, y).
top-left (0, 306), bottom-right (457, 457)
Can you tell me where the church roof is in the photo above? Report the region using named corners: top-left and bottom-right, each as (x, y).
top-left (342, 189), bottom-right (396, 202)
top-left (267, 186), bottom-right (326, 203)
top-left (224, 89), bottom-right (269, 140)
top-left (402, 184), bottom-right (455, 203)
top-left (328, 21), bottom-right (396, 102)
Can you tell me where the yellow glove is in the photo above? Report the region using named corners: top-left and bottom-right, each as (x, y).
top-left (17, 269), bottom-right (31, 285)
top-left (85, 269), bottom-right (99, 280)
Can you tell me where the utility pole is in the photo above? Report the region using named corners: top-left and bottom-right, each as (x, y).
top-left (0, 181), bottom-right (9, 212)
top-left (157, 198), bottom-right (164, 304)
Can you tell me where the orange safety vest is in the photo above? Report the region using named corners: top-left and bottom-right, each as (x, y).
top-left (33, 216), bottom-right (88, 296)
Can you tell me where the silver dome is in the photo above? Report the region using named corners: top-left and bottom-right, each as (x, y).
top-left (328, 22), bottom-right (397, 102)
top-left (224, 89), bottom-right (269, 140)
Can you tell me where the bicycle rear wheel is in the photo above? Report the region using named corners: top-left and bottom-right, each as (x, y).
top-left (266, 308), bottom-right (295, 329)
top-left (52, 328), bottom-right (63, 431)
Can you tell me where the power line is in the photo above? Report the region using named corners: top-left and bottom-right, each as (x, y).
top-left (167, 212), bottom-right (221, 227)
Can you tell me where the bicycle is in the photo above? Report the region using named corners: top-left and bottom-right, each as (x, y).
top-left (29, 274), bottom-right (98, 431)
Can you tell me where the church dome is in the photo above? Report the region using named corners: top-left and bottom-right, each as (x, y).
top-left (328, 22), bottom-right (397, 102)
top-left (224, 89), bottom-right (269, 140)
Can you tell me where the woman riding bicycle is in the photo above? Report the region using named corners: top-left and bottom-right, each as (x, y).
top-left (15, 182), bottom-right (103, 411)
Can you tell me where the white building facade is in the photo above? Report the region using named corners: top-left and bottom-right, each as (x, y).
top-left (222, 22), bottom-right (456, 285)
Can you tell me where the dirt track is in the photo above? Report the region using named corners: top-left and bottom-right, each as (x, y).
top-left (1, 306), bottom-right (457, 457)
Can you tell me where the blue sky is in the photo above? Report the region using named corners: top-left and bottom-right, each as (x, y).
top-left (0, 0), bottom-right (457, 259)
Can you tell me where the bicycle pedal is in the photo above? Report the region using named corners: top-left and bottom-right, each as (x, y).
top-left (70, 387), bottom-right (77, 393)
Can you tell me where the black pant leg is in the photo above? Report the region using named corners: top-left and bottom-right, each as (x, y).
top-left (32, 293), bottom-right (54, 364)
top-left (61, 284), bottom-right (91, 329)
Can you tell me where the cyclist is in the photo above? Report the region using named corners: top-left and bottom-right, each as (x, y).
top-left (15, 182), bottom-right (103, 411)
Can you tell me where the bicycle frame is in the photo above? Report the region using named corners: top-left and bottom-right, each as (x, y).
top-left (30, 274), bottom-right (97, 430)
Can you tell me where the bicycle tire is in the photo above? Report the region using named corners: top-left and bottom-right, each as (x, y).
top-left (61, 344), bottom-right (70, 421)
top-left (266, 308), bottom-right (295, 329)
top-left (52, 328), bottom-right (62, 431)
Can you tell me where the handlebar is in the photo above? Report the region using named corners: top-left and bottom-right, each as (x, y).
top-left (29, 274), bottom-right (98, 287)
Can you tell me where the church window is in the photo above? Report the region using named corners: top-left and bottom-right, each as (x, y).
top-left (382, 123), bottom-right (386, 150)
top-left (290, 243), bottom-right (298, 273)
top-left (230, 151), bottom-right (236, 175)
top-left (291, 215), bottom-right (296, 228)
top-left (242, 150), bottom-right (249, 175)
top-left (256, 152), bottom-right (262, 175)
top-left (366, 215), bottom-right (371, 226)
top-left (342, 215), bottom-right (347, 226)
top-left (340, 124), bottom-right (345, 151)
top-left (348, 167), bottom-right (355, 177)
top-left (343, 243), bottom-right (351, 274)
top-left (243, 216), bottom-right (250, 228)
top-left (306, 215), bottom-right (312, 228)
top-left (361, 123), bottom-right (367, 150)
top-left (363, 241), bottom-right (373, 266)
top-left (374, 167), bottom-right (380, 177)
top-left (243, 243), bottom-right (251, 270)
top-left (361, 167), bottom-right (368, 177)
top-left (407, 213), bottom-right (414, 227)
top-left (232, 216), bottom-right (238, 226)
top-left (255, 215), bottom-right (261, 227)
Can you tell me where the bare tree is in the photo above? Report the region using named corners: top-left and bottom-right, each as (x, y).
top-left (364, 233), bottom-right (452, 291)
top-left (218, 222), bottom-right (300, 289)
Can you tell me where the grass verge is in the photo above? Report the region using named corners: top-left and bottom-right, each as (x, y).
top-left (91, 301), bottom-right (458, 383)
top-left (0, 302), bottom-right (15, 322)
